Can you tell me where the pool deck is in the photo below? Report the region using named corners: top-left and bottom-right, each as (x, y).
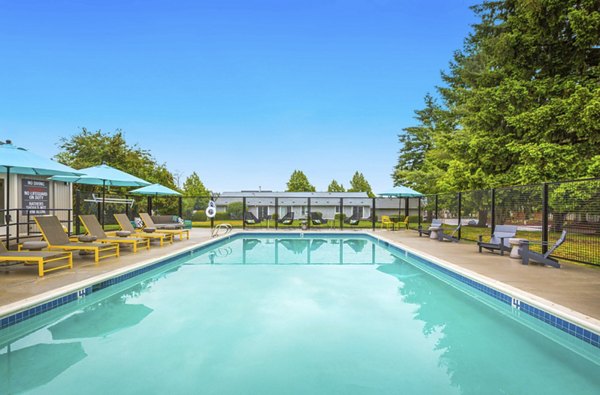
top-left (1, 228), bottom-right (600, 326)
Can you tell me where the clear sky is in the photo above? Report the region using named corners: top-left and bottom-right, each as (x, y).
top-left (0, 0), bottom-right (476, 193)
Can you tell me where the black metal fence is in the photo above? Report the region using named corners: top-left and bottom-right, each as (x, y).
top-left (3, 178), bottom-right (596, 266)
top-left (419, 179), bottom-right (600, 265)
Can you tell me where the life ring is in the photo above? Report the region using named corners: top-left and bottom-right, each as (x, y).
top-left (205, 201), bottom-right (216, 218)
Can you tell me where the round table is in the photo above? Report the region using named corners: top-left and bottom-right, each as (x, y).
top-left (429, 226), bottom-right (442, 240)
top-left (509, 238), bottom-right (527, 259)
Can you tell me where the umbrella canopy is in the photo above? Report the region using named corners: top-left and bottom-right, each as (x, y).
top-left (378, 186), bottom-right (423, 198)
top-left (51, 164), bottom-right (150, 187)
top-left (129, 183), bottom-right (181, 196)
top-left (51, 164), bottom-right (151, 227)
top-left (0, 141), bottom-right (83, 247)
top-left (0, 142), bottom-right (84, 176)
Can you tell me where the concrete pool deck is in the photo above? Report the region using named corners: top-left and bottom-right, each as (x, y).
top-left (1, 228), bottom-right (599, 324)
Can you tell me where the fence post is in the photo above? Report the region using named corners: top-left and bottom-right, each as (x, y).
top-left (75, 190), bottom-right (81, 235)
top-left (491, 188), bottom-right (496, 235)
top-left (340, 198), bottom-right (344, 230)
top-left (404, 197), bottom-right (409, 218)
top-left (178, 196), bottom-right (183, 218)
top-left (125, 194), bottom-right (129, 217)
top-left (435, 194), bottom-right (438, 219)
top-left (372, 198), bottom-right (376, 231)
top-left (242, 197), bottom-right (246, 230)
top-left (147, 197), bottom-right (152, 215)
top-left (457, 192), bottom-right (462, 240)
top-left (275, 197), bottom-right (279, 230)
top-left (210, 195), bottom-right (214, 230)
top-left (307, 197), bottom-right (311, 230)
top-left (418, 197), bottom-right (422, 230)
top-left (542, 183), bottom-right (549, 254)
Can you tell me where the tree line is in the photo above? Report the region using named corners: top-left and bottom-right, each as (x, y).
top-left (55, 129), bottom-right (375, 197)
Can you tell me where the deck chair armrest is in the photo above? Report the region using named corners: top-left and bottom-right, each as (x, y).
top-left (499, 237), bottom-right (507, 255)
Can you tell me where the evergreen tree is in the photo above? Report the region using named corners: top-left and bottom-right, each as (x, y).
top-left (394, 0), bottom-right (600, 192)
top-left (327, 180), bottom-right (345, 192)
top-left (286, 170), bottom-right (316, 192)
top-left (348, 171), bottom-right (374, 197)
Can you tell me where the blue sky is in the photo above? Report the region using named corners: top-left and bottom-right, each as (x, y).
top-left (0, 0), bottom-right (476, 193)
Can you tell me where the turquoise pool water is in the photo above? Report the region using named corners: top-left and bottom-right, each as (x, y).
top-left (1, 235), bottom-right (599, 394)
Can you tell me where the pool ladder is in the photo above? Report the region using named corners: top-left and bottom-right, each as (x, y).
top-left (212, 223), bottom-right (233, 238)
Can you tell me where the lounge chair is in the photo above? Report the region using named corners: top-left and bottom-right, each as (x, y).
top-left (244, 212), bottom-right (262, 226)
top-left (477, 225), bottom-right (517, 255)
top-left (114, 214), bottom-right (173, 246)
top-left (438, 224), bottom-right (461, 242)
top-left (79, 215), bottom-right (150, 253)
top-left (344, 213), bottom-right (360, 227)
top-left (402, 216), bottom-right (410, 230)
top-left (278, 212), bottom-right (294, 225)
top-left (309, 212), bottom-right (328, 226)
top-left (0, 241), bottom-right (72, 277)
top-left (139, 213), bottom-right (190, 240)
top-left (381, 215), bottom-right (394, 230)
top-left (519, 230), bottom-right (566, 268)
top-left (418, 219), bottom-right (442, 237)
top-left (34, 216), bottom-right (119, 263)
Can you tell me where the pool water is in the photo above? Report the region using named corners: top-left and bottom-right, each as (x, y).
top-left (1, 235), bottom-right (599, 394)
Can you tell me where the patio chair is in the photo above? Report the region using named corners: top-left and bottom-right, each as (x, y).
top-left (278, 212), bottom-right (294, 225)
top-left (309, 212), bottom-right (328, 227)
top-left (34, 216), bottom-right (119, 263)
top-left (519, 230), bottom-right (566, 268)
top-left (244, 212), bottom-right (262, 226)
top-left (402, 216), bottom-right (410, 230)
top-left (114, 214), bottom-right (174, 246)
top-left (477, 225), bottom-right (517, 255)
top-left (79, 215), bottom-right (150, 253)
top-left (438, 224), bottom-right (461, 242)
top-left (381, 216), bottom-right (394, 230)
top-left (0, 241), bottom-right (72, 277)
top-left (139, 213), bottom-right (190, 240)
top-left (418, 219), bottom-right (443, 237)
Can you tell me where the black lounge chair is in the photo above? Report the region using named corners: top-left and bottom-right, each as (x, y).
top-left (309, 212), bottom-right (328, 226)
top-left (418, 219), bottom-right (443, 237)
top-left (477, 225), bottom-right (517, 255)
top-left (244, 212), bottom-right (262, 225)
top-left (278, 212), bottom-right (294, 225)
top-left (438, 224), bottom-right (461, 242)
top-left (344, 213), bottom-right (360, 227)
top-left (519, 230), bottom-right (566, 268)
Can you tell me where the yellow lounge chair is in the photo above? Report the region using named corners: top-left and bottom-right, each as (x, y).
top-left (0, 241), bottom-right (72, 277)
top-left (34, 216), bottom-right (119, 263)
top-left (139, 213), bottom-right (190, 241)
top-left (114, 213), bottom-right (173, 246)
top-left (79, 215), bottom-right (150, 253)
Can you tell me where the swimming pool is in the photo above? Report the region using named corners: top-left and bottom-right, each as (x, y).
top-left (1, 234), bottom-right (599, 394)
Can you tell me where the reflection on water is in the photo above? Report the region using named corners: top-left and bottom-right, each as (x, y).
top-left (376, 259), bottom-right (600, 394)
top-left (187, 236), bottom-right (398, 265)
top-left (0, 342), bottom-right (87, 394)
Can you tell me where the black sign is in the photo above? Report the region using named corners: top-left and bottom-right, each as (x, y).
top-left (22, 179), bottom-right (49, 215)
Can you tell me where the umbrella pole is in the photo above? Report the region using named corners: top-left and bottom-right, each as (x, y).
top-left (5, 167), bottom-right (10, 248)
top-left (102, 180), bottom-right (106, 229)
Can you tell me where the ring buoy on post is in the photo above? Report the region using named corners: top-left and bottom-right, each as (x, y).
top-left (206, 201), bottom-right (217, 218)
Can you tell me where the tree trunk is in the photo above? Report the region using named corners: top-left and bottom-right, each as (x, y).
top-left (477, 209), bottom-right (488, 227)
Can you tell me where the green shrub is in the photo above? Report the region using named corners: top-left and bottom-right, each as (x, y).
top-left (191, 211), bottom-right (207, 222)
top-left (334, 213), bottom-right (347, 221)
top-left (214, 211), bottom-right (230, 221)
top-left (227, 202), bottom-right (244, 219)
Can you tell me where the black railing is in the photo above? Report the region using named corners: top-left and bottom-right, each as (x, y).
top-left (0, 208), bottom-right (72, 248)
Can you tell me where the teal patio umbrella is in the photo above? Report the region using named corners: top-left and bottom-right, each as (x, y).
top-left (379, 186), bottom-right (424, 221)
top-left (129, 183), bottom-right (181, 196)
top-left (0, 140), bottom-right (83, 246)
top-left (378, 186), bottom-right (423, 198)
top-left (52, 164), bottom-right (151, 227)
top-left (129, 183), bottom-right (181, 215)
